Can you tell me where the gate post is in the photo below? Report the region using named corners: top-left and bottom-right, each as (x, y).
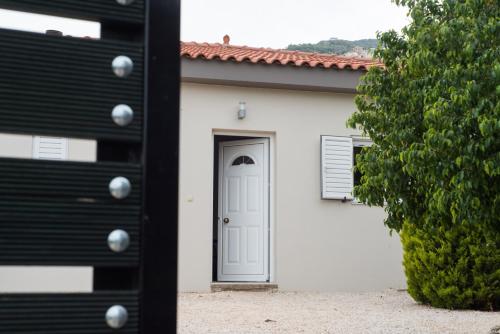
top-left (142, 0), bottom-right (180, 332)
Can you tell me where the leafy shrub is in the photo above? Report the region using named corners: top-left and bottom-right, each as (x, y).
top-left (402, 220), bottom-right (499, 310)
top-left (348, 0), bottom-right (499, 310)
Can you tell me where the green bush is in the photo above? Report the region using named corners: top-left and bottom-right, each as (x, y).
top-left (401, 221), bottom-right (499, 310)
top-left (347, 0), bottom-right (499, 310)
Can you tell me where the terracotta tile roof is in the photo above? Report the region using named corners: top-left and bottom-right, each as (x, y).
top-left (180, 41), bottom-right (381, 71)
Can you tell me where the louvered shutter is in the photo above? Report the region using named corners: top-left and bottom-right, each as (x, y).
top-left (321, 136), bottom-right (353, 200)
top-left (32, 136), bottom-right (68, 160)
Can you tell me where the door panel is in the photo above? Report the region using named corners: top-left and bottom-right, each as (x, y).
top-left (227, 228), bottom-right (240, 263)
top-left (247, 176), bottom-right (259, 212)
top-left (247, 227), bottom-right (260, 263)
top-left (218, 138), bottom-right (269, 281)
top-left (227, 177), bottom-right (240, 212)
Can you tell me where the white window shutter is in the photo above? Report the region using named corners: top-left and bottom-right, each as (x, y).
top-left (321, 136), bottom-right (353, 200)
top-left (32, 136), bottom-right (68, 160)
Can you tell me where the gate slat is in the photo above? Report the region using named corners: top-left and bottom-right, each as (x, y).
top-left (0, 0), bottom-right (144, 24)
top-left (0, 29), bottom-right (143, 142)
top-left (0, 158), bottom-right (141, 266)
top-left (0, 292), bottom-right (139, 333)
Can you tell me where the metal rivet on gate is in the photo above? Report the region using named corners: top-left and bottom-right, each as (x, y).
top-left (112, 104), bottom-right (134, 126)
top-left (107, 229), bottom-right (130, 253)
top-left (109, 177), bottom-right (131, 199)
top-left (116, 0), bottom-right (135, 5)
top-left (112, 56), bottom-right (134, 78)
top-left (105, 305), bottom-right (128, 329)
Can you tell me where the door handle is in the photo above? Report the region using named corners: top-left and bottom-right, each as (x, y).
top-left (223, 218), bottom-right (230, 224)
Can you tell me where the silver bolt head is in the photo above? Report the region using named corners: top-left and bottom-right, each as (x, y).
top-left (112, 56), bottom-right (134, 78)
top-left (112, 104), bottom-right (134, 126)
top-left (116, 0), bottom-right (135, 5)
top-left (109, 177), bottom-right (131, 199)
top-left (105, 305), bottom-right (128, 329)
top-left (107, 229), bottom-right (130, 253)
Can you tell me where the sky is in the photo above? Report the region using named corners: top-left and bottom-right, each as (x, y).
top-left (181, 0), bottom-right (409, 48)
top-left (0, 0), bottom-right (409, 48)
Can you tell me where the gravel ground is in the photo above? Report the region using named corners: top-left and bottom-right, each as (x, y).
top-left (178, 289), bottom-right (499, 334)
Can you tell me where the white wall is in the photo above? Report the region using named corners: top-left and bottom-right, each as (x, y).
top-left (179, 83), bottom-right (405, 292)
top-left (0, 267), bottom-right (93, 293)
top-left (0, 133), bottom-right (96, 161)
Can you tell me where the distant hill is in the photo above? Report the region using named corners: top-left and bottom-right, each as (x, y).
top-left (287, 38), bottom-right (378, 58)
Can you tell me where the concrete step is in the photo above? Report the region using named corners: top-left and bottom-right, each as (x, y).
top-left (211, 282), bottom-right (278, 292)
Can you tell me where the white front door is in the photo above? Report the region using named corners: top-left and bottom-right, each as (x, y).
top-left (218, 138), bottom-right (269, 282)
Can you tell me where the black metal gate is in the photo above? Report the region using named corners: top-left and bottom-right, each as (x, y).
top-left (0, 0), bottom-right (180, 332)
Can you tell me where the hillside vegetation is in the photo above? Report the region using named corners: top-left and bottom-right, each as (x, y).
top-left (287, 38), bottom-right (377, 57)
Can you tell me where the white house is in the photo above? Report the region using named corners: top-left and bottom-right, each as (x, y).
top-left (0, 38), bottom-right (405, 293)
top-left (178, 39), bottom-right (405, 292)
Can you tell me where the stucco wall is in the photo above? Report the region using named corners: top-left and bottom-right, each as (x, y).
top-left (179, 83), bottom-right (405, 292)
top-left (0, 133), bottom-right (96, 161)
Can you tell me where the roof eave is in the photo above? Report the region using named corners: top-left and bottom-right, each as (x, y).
top-left (181, 57), bottom-right (364, 93)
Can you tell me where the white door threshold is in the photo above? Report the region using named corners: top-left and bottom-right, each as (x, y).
top-left (211, 282), bottom-right (278, 292)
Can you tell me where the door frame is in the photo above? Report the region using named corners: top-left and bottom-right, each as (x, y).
top-left (216, 136), bottom-right (271, 282)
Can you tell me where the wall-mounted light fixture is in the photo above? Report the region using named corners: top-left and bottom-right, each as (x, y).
top-left (238, 102), bottom-right (247, 120)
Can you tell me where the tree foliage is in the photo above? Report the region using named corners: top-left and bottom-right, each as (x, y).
top-left (348, 0), bottom-right (499, 310)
